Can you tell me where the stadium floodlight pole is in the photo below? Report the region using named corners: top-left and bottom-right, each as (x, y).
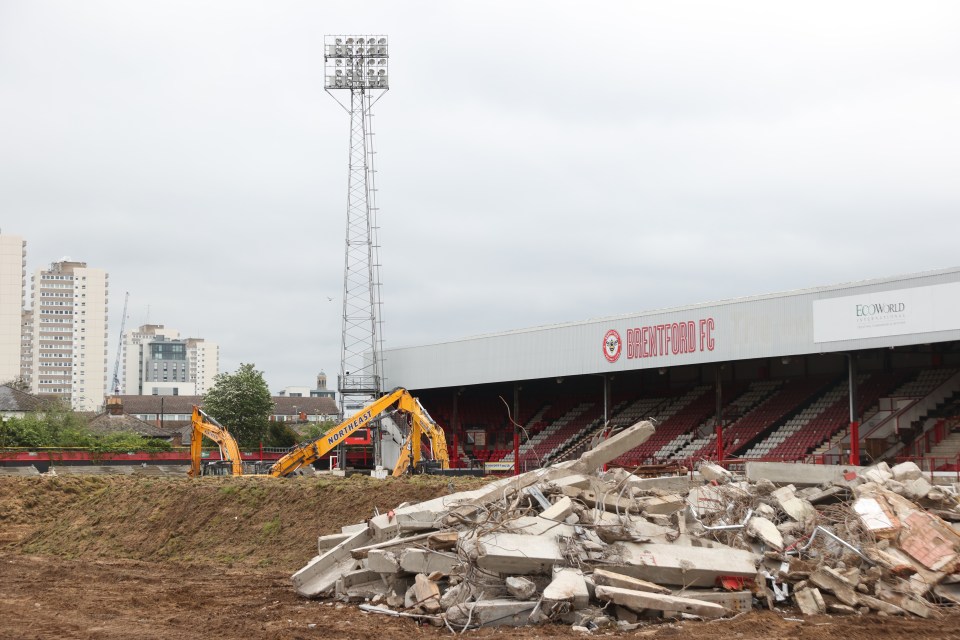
top-left (325, 35), bottom-right (389, 467)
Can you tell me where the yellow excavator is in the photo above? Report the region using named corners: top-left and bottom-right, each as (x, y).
top-left (390, 394), bottom-right (450, 477)
top-left (187, 406), bottom-right (245, 477)
top-left (267, 387), bottom-right (449, 478)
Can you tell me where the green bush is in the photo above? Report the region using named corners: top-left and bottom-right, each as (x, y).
top-left (0, 404), bottom-right (172, 453)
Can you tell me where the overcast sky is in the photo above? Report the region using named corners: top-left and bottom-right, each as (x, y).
top-left (2, 1), bottom-right (958, 393)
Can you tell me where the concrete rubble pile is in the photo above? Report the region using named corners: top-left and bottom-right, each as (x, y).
top-left (291, 421), bottom-right (960, 630)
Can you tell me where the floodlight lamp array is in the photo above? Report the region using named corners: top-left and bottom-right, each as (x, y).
top-left (324, 35), bottom-right (389, 90)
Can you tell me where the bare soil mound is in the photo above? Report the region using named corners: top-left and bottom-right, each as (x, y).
top-left (0, 474), bottom-right (485, 571)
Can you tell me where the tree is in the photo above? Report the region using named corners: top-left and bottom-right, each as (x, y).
top-left (202, 363), bottom-right (274, 448)
top-left (0, 376), bottom-right (30, 392)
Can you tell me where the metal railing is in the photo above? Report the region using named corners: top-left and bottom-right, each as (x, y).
top-left (893, 454), bottom-right (960, 482)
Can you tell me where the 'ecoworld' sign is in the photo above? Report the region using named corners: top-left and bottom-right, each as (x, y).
top-left (813, 281), bottom-right (960, 343)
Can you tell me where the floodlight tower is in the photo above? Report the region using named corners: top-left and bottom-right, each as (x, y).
top-left (325, 35), bottom-right (389, 463)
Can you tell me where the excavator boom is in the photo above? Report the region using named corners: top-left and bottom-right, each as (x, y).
top-left (269, 387), bottom-right (450, 477)
top-left (391, 397), bottom-right (450, 476)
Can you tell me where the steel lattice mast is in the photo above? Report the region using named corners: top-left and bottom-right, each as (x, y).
top-left (325, 35), bottom-right (389, 464)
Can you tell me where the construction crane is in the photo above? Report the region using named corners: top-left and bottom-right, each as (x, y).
top-left (111, 292), bottom-right (129, 395)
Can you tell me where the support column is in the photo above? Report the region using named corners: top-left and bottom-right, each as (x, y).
top-left (513, 384), bottom-right (521, 476)
top-left (603, 374), bottom-right (610, 426)
top-left (848, 354), bottom-right (860, 466)
top-left (715, 366), bottom-right (724, 463)
top-left (452, 390), bottom-right (460, 468)
top-left (716, 423), bottom-right (724, 462)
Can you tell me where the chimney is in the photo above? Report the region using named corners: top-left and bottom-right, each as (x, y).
top-left (106, 396), bottom-right (123, 416)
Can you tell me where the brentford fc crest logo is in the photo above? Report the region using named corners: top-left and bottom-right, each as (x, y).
top-left (603, 329), bottom-right (622, 363)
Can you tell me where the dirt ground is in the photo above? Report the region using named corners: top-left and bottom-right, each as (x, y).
top-left (1, 474), bottom-right (959, 640)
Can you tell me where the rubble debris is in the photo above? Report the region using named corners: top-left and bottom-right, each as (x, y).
top-left (291, 420), bottom-right (960, 628)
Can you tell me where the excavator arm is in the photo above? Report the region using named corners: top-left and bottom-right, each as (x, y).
top-left (269, 387), bottom-right (409, 477)
top-left (187, 406), bottom-right (244, 477)
top-left (391, 396), bottom-right (450, 476)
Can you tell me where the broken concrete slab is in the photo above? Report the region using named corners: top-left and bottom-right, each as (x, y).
top-left (365, 549), bottom-right (401, 574)
top-left (561, 485), bottom-right (638, 514)
top-left (570, 420), bottom-right (656, 474)
top-left (638, 494), bottom-right (686, 516)
top-left (317, 532), bottom-right (353, 553)
top-left (341, 523), bottom-right (367, 535)
top-left (828, 603), bottom-right (857, 615)
top-left (426, 530), bottom-right (458, 550)
top-left (584, 508), bottom-right (673, 541)
top-left (592, 568), bottom-right (671, 594)
top-left (698, 462), bottom-right (733, 484)
top-left (292, 527), bottom-right (371, 598)
top-left (398, 548), bottom-right (460, 576)
top-left (858, 594), bottom-right (906, 616)
top-left (504, 515), bottom-right (577, 539)
top-left (805, 485), bottom-right (851, 505)
top-left (862, 467), bottom-right (893, 486)
top-left (543, 568), bottom-right (590, 610)
top-left (367, 508), bottom-right (440, 541)
top-left (541, 495), bottom-right (574, 521)
top-left (445, 600), bottom-right (539, 627)
top-left (891, 461), bottom-right (923, 483)
top-left (770, 485), bottom-right (816, 523)
top-left (547, 473), bottom-right (595, 491)
top-left (505, 576), bottom-right (537, 600)
top-left (335, 568), bottom-right (387, 601)
top-left (610, 542), bottom-right (758, 587)
top-left (746, 516), bottom-right (784, 551)
top-left (875, 585), bottom-right (935, 618)
top-left (854, 495), bottom-right (901, 537)
top-left (675, 590), bottom-right (753, 613)
top-left (934, 582), bottom-right (960, 605)
top-left (476, 532), bottom-right (565, 575)
top-left (622, 474), bottom-right (696, 494)
top-left (809, 567), bottom-right (859, 606)
top-left (351, 531), bottom-right (438, 559)
top-left (794, 587), bottom-right (826, 615)
top-left (904, 476), bottom-right (935, 501)
top-left (745, 461), bottom-right (862, 487)
top-left (595, 585), bottom-right (726, 618)
top-left (413, 574), bottom-right (441, 613)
